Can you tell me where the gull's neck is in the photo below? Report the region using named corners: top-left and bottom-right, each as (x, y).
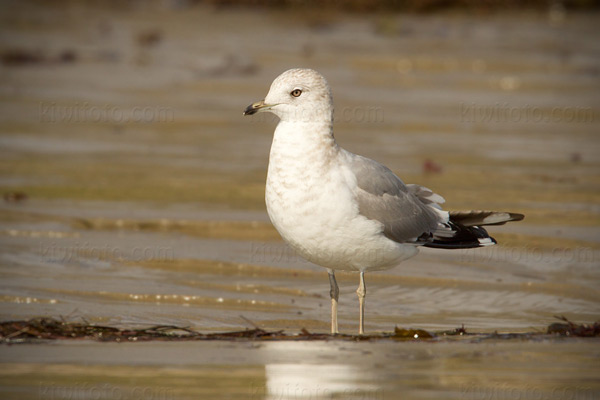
top-left (270, 120), bottom-right (338, 166)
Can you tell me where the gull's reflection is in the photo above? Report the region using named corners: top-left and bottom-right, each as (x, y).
top-left (265, 363), bottom-right (382, 399)
top-left (258, 342), bottom-right (383, 400)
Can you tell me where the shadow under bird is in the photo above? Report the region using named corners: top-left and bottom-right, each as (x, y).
top-left (243, 68), bottom-right (524, 335)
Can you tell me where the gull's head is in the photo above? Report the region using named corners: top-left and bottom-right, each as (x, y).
top-left (243, 68), bottom-right (333, 123)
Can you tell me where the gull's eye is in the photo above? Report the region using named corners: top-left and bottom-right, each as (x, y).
top-left (290, 89), bottom-right (302, 97)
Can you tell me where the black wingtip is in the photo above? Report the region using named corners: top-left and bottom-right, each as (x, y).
top-left (509, 212), bottom-right (525, 222)
top-left (423, 224), bottom-right (496, 249)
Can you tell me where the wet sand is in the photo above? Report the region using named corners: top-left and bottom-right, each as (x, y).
top-left (1, 339), bottom-right (599, 399)
top-left (1, 2), bottom-right (599, 399)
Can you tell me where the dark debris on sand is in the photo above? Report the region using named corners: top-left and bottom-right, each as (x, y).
top-left (547, 315), bottom-right (600, 337)
top-left (1, 316), bottom-right (598, 344)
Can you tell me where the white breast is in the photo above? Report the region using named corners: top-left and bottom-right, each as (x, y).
top-left (265, 121), bottom-right (418, 272)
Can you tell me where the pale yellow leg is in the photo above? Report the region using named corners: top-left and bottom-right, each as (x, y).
top-left (328, 270), bottom-right (339, 334)
top-left (356, 272), bottom-right (366, 335)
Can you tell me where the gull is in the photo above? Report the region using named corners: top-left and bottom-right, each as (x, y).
top-left (244, 68), bottom-right (524, 335)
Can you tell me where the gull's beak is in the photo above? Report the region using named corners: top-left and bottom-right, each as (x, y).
top-left (243, 100), bottom-right (272, 116)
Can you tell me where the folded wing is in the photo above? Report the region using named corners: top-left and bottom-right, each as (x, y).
top-left (346, 152), bottom-right (524, 249)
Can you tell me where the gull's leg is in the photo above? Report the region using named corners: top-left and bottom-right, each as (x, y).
top-left (356, 271), bottom-right (366, 335)
top-left (328, 269), bottom-right (339, 334)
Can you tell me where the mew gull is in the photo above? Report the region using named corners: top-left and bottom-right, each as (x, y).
top-left (244, 68), bottom-right (524, 335)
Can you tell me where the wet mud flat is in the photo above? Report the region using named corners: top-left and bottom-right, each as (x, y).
top-left (1, 1), bottom-right (600, 399)
top-left (0, 318), bottom-right (598, 399)
top-left (1, 335), bottom-right (599, 400)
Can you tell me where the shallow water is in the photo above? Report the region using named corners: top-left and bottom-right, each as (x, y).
top-left (0, 2), bottom-right (599, 399)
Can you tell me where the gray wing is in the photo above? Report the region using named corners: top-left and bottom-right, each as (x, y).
top-left (346, 153), bottom-right (444, 244)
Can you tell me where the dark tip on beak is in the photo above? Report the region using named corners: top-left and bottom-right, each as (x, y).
top-left (243, 103), bottom-right (258, 116)
top-left (243, 100), bottom-right (267, 116)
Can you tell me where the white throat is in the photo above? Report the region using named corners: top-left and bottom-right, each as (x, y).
top-left (269, 120), bottom-right (337, 166)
